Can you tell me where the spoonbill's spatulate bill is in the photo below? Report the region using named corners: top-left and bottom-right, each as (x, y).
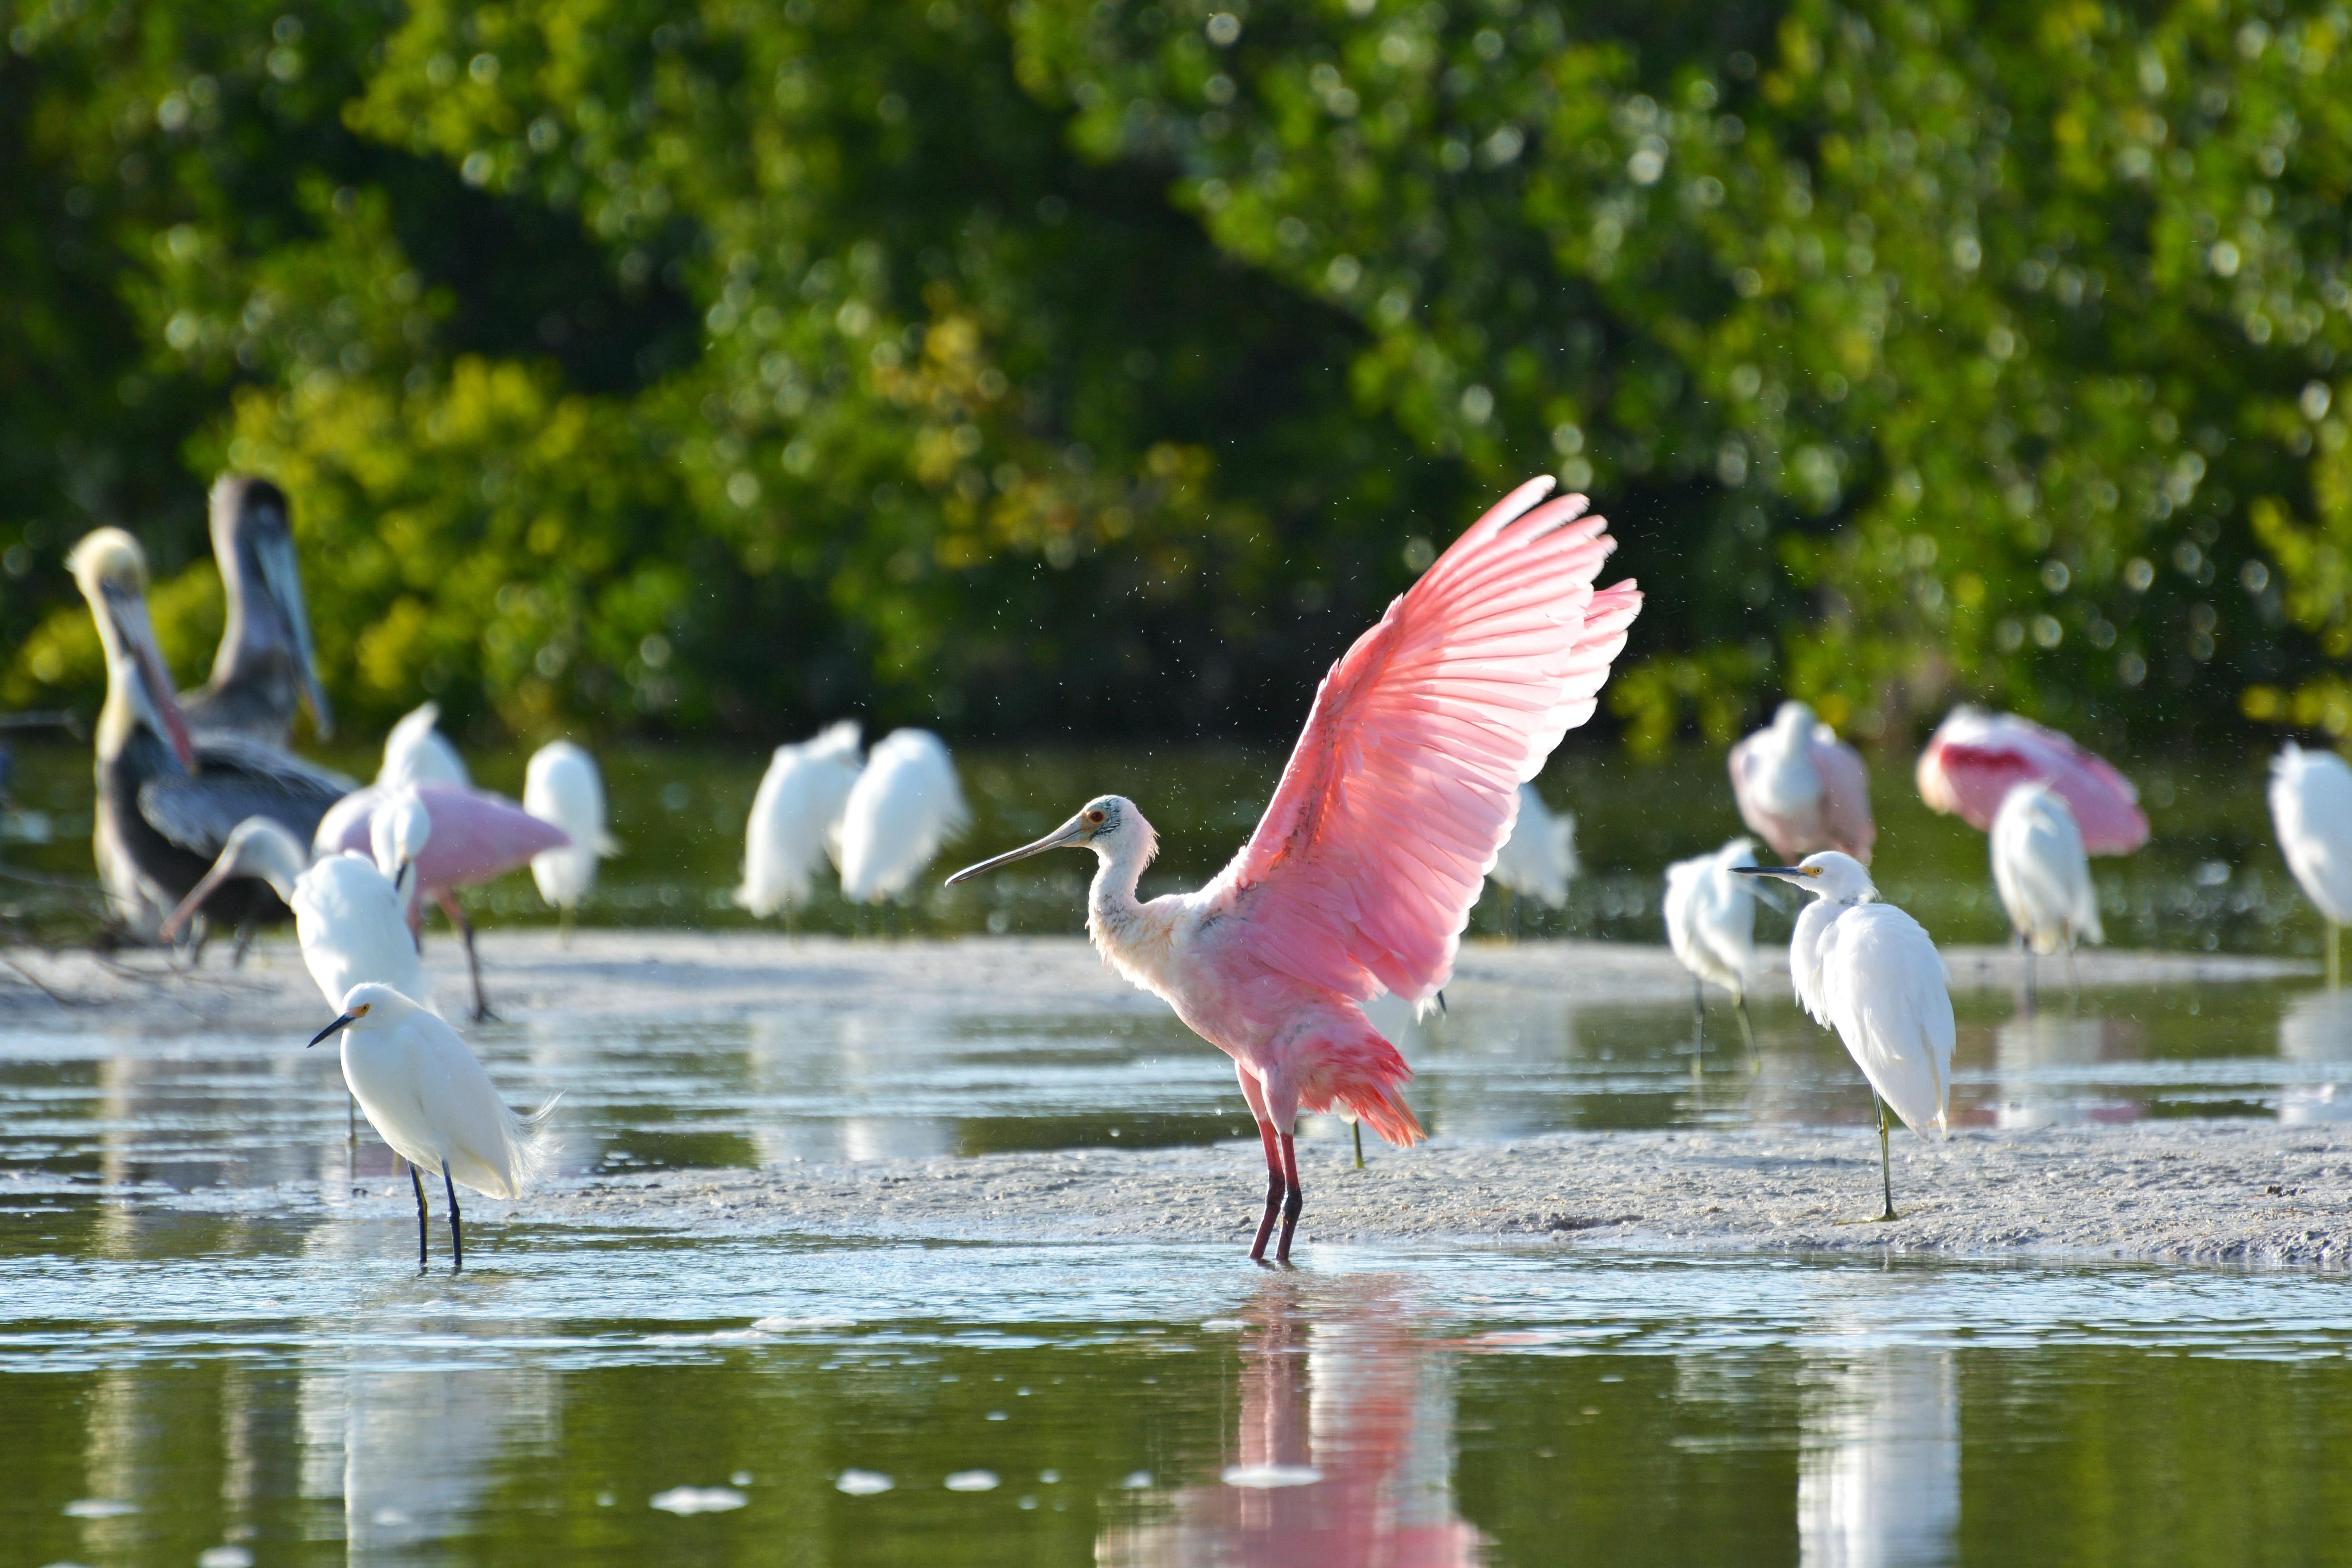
top-left (181, 474), bottom-right (332, 745)
top-left (1662, 837), bottom-right (1760, 1067)
top-left (309, 983), bottom-right (554, 1271)
top-left (1727, 701), bottom-right (1875, 864)
top-left (1737, 853), bottom-right (1954, 1221)
top-left (523, 740), bottom-right (618, 932)
top-left (2270, 742), bottom-right (2352, 987)
top-left (840, 729), bottom-right (969, 904)
top-left (948, 477), bottom-right (1641, 1262)
top-left (1916, 706), bottom-right (2148, 855)
top-left (71, 528), bottom-right (352, 946)
top-left (1989, 782), bottom-right (2102, 1002)
top-left (737, 721), bottom-right (864, 918)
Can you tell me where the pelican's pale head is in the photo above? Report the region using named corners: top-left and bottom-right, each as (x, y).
top-left (68, 527), bottom-right (196, 768)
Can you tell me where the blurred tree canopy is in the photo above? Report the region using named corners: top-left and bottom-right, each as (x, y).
top-left (4, 0), bottom-right (2351, 754)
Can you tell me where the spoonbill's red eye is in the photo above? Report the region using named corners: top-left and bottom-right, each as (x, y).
top-left (1088, 810), bottom-right (1105, 824)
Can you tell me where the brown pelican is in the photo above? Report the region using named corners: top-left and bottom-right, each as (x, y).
top-left (179, 474), bottom-right (332, 745)
top-left (71, 529), bottom-right (352, 944)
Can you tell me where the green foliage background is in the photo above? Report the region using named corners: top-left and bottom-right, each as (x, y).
top-left (4, 0), bottom-right (2351, 753)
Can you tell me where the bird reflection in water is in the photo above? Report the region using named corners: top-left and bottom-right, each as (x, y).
top-left (1797, 1348), bottom-right (1959, 1568)
top-left (2278, 988), bottom-right (2352, 1123)
top-left (1098, 1279), bottom-right (1489, 1568)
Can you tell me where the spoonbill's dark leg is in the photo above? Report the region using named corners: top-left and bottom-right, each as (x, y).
top-left (1248, 1122), bottom-right (1284, 1263)
top-left (437, 891), bottom-right (496, 1023)
top-left (443, 1160), bottom-right (464, 1272)
top-left (1735, 994), bottom-right (1760, 1075)
top-left (1274, 1133), bottom-right (1304, 1263)
top-left (410, 1163), bottom-right (430, 1270)
top-left (1350, 1119), bottom-right (1365, 1171)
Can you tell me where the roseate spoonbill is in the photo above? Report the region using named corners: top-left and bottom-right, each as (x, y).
top-left (948, 477), bottom-right (1642, 1262)
top-left (840, 729), bottom-right (969, 904)
top-left (736, 721), bottom-right (863, 920)
top-left (378, 702), bottom-right (469, 789)
top-left (523, 740), bottom-right (617, 936)
top-left (1727, 701), bottom-right (1875, 864)
top-left (1915, 707), bottom-right (2148, 854)
top-left (1989, 782), bottom-right (2101, 1005)
top-left (71, 529), bottom-right (351, 946)
top-left (180, 475), bottom-right (331, 744)
top-left (308, 983), bottom-right (555, 1271)
top-left (1737, 853), bottom-right (1953, 1220)
top-left (1486, 782), bottom-right (1577, 930)
top-left (2270, 743), bottom-right (2352, 987)
top-left (1663, 837), bottom-right (1760, 1068)
top-left (313, 782), bottom-right (567, 1020)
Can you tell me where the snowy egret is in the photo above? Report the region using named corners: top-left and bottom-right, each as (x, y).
top-left (949, 476), bottom-right (1641, 1261)
top-left (840, 729), bottom-right (969, 905)
top-left (1736, 852), bottom-right (1953, 1220)
top-left (180, 475), bottom-right (330, 744)
top-left (1989, 782), bottom-right (2101, 1004)
top-left (523, 740), bottom-right (617, 936)
top-left (1486, 782), bottom-right (1577, 931)
top-left (1726, 701), bottom-right (1875, 864)
top-left (736, 721), bottom-right (864, 920)
top-left (1916, 707), bottom-right (2148, 854)
top-left (308, 982), bottom-right (554, 1271)
top-left (2270, 743), bottom-right (2352, 988)
top-left (1663, 837), bottom-right (1760, 1068)
top-left (71, 529), bottom-right (350, 945)
top-left (377, 702), bottom-right (469, 789)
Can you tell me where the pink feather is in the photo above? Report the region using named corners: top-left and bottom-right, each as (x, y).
top-left (1915, 706), bottom-right (2149, 855)
top-left (315, 782), bottom-right (569, 894)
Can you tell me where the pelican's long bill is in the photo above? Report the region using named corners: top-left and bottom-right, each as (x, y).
top-left (258, 531), bottom-right (332, 737)
top-left (944, 814), bottom-right (1092, 886)
top-left (103, 581), bottom-right (198, 769)
top-left (307, 1012), bottom-right (359, 1048)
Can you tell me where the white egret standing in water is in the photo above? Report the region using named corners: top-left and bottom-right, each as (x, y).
top-left (1663, 837), bottom-right (1760, 1069)
top-left (840, 729), bottom-right (969, 907)
top-left (1989, 782), bottom-right (2101, 1006)
top-left (1486, 782), bottom-right (1577, 934)
top-left (523, 740), bottom-right (617, 938)
top-left (736, 721), bottom-right (864, 924)
top-left (2270, 743), bottom-right (2352, 988)
top-left (1737, 853), bottom-right (1952, 1220)
top-left (309, 983), bottom-right (554, 1272)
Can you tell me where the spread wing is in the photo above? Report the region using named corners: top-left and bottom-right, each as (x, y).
top-left (139, 737), bottom-right (354, 858)
top-left (1209, 476), bottom-right (1642, 1005)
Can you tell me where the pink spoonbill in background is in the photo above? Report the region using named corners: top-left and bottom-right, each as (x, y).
top-left (313, 782), bottom-right (566, 1021)
top-left (1915, 706), bottom-right (2149, 855)
top-left (947, 477), bottom-right (1641, 1263)
top-left (1727, 701), bottom-right (1875, 864)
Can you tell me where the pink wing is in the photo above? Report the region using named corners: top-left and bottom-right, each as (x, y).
top-left (1726, 733), bottom-right (1809, 861)
top-left (1916, 708), bottom-right (2148, 854)
top-left (1211, 477), bottom-right (1642, 1005)
top-left (319, 782), bottom-right (568, 891)
top-left (1810, 730), bottom-right (1876, 864)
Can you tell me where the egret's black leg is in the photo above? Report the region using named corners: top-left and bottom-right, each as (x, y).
top-left (1691, 981), bottom-right (1707, 1069)
top-left (1280, 1140), bottom-right (1307, 1253)
top-left (410, 1163), bottom-right (430, 1270)
top-left (2023, 950), bottom-right (2038, 1014)
top-left (1875, 1094), bottom-right (1898, 1222)
top-left (1735, 994), bottom-right (1760, 1075)
top-left (1249, 1123), bottom-right (1283, 1263)
top-left (347, 1092), bottom-right (357, 1148)
top-left (443, 1160), bottom-right (464, 1273)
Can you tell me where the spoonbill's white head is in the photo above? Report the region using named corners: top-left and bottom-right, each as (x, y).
top-left (1734, 849), bottom-right (1876, 905)
top-left (945, 794), bottom-right (1158, 885)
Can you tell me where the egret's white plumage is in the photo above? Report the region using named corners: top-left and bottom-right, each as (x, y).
top-left (736, 721), bottom-right (864, 916)
top-left (312, 982), bottom-right (554, 1270)
top-left (1488, 783), bottom-right (1578, 907)
top-left (369, 786), bottom-right (433, 903)
top-left (523, 740), bottom-right (617, 913)
top-left (1664, 837), bottom-right (1760, 1000)
top-left (378, 702), bottom-right (469, 789)
top-left (2271, 743), bottom-right (2352, 925)
top-left (838, 728), bottom-right (969, 903)
top-left (1745, 851), bottom-right (1954, 1218)
top-left (1989, 782), bottom-right (2102, 962)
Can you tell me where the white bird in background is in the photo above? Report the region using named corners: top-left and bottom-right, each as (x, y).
top-left (523, 740), bottom-right (618, 937)
top-left (839, 728), bottom-right (969, 905)
top-left (308, 982), bottom-right (554, 1272)
top-left (1727, 700), bottom-right (1876, 864)
top-left (736, 721), bottom-right (864, 921)
top-left (1738, 852), bottom-right (1953, 1221)
top-left (1486, 782), bottom-right (1577, 931)
top-left (2270, 742), bottom-right (2352, 989)
top-left (1989, 782), bottom-right (2101, 1005)
top-left (1663, 837), bottom-right (1760, 1068)
top-left (377, 702), bottom-right (469, 789)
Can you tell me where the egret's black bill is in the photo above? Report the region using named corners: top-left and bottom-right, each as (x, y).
top-left (1733, 865), bottom-right (1818, 877)
top-left (308, 1013), bottom-right (358, 1048)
